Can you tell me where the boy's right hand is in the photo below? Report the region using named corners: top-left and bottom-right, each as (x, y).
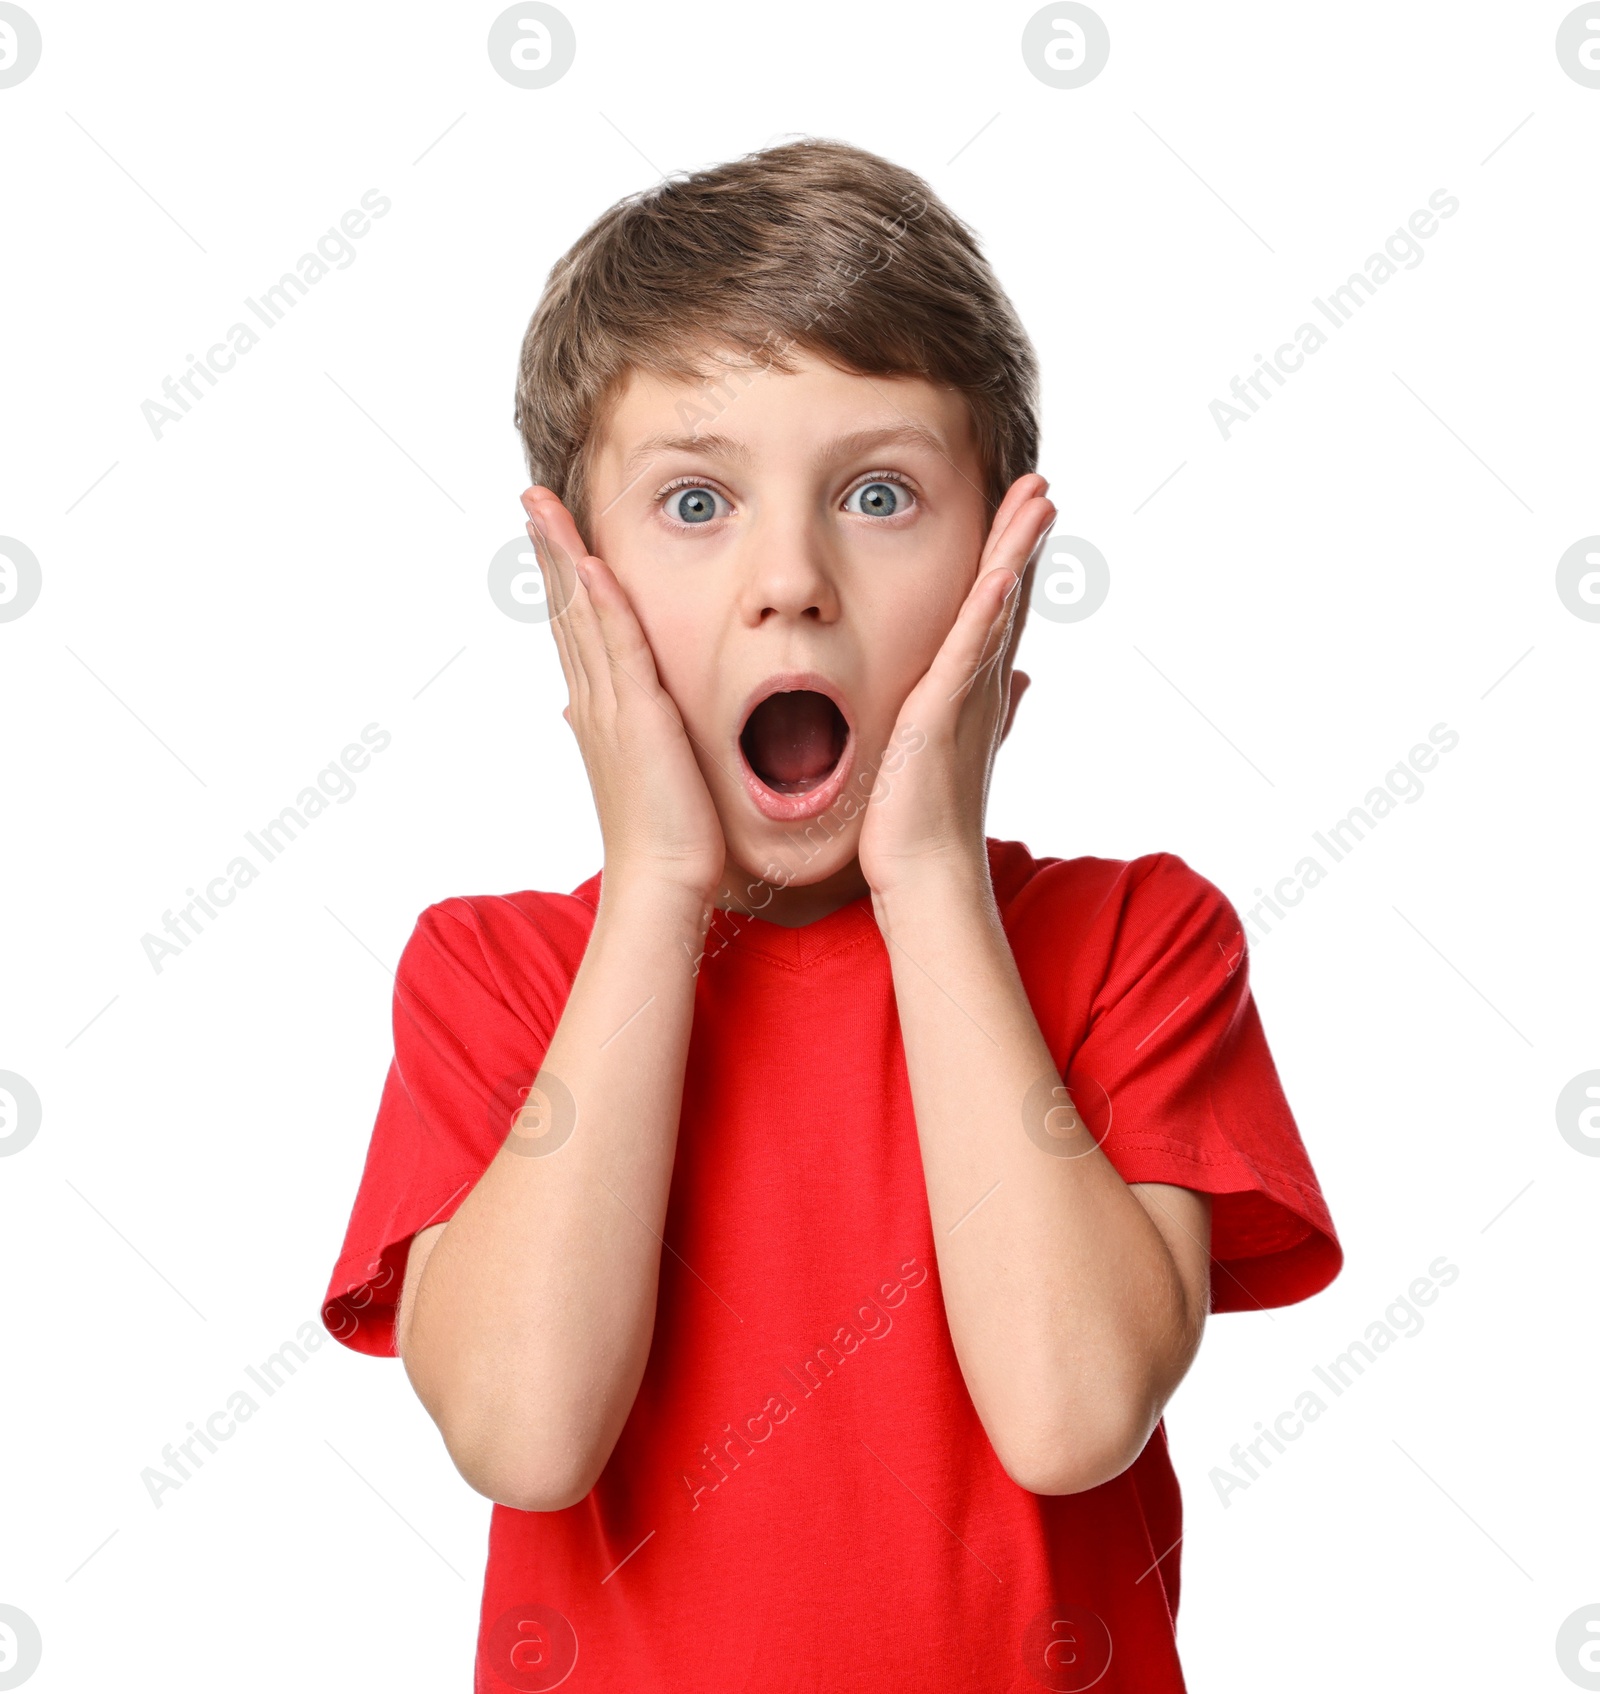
top-left (521, 487), bottom-right (727, 906)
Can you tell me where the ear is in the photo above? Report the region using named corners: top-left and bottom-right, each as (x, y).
top-left (1000, 669), bottom-right (1031, 745)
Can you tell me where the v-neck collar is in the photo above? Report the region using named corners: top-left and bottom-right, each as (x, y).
top-left (703, 887), bottom-right (880, 971)
top-left (568, 870), bottom-right (882, 972)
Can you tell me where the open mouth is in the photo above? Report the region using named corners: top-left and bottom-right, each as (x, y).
top-left (741, 690), bottom-right (848, 793)
top-left (737, 680), bottom-right (855, 821)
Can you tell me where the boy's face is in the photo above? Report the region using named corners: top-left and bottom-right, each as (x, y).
top-left (583, 347), bottom-right (997, 900)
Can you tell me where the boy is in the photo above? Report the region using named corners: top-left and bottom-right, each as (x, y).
top-left (322, 138), bottom-right (1341, 1693)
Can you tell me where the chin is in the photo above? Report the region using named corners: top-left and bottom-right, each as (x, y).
top-left (720, 810), bottom-right (866, 897)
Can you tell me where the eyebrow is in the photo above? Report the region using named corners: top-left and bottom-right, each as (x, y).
top-left (618, 421), bottom-right (951, 482)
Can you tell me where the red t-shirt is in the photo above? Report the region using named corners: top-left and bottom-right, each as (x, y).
top-left (323, 840), bottom-right (1340, 1693)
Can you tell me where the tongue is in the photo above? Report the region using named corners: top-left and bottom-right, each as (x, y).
top-left (743, 691), bottom-right (842, 791)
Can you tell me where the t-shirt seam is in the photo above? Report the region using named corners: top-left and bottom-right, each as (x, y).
top-left (413, 895), bottom-right (580, 1053)
top-left (1105, 1132), bottom-right (1329, 1201)
top-left (1108, 1128), bottom-right (1307, 1171)
top-left (1070, 853), bottom-right (1187, 1039)
top-left (328, 1169), bottom-right (483, 1287)
top-left (716, 923), bottom-right (883, 974)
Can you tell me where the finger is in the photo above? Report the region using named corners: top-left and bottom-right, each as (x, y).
top-left (975, 566), bottom-right (1029, 707)
top-left (525, 491), bottom-right (683, 740)
top-left (985, 474), bottom-right (1047, 551)
top-left (520, 488), bottom-right (581, 664)
top-left (989, 492), bottom-right (1056, 580)
top-left (524, 515), bottom-right (588, 713)
top-left (978, 473), bottom-right (1050, 571)
top-left (974, 487), bottom-right (1051, 709)
top-left (982, 494), bottom-right (1054, 676)
top-left (991, 543), bottom-right (1040, 710)
top-left (572, 551), bottom-right (672, 704)
top-left (985, 492), bottom-right (1055, 672)
top-left (932, 565), bottom-right (1023, 709)
top-left (521, 493), bottom-right (580, 676)
top-left (524, 491), bottom-right (616, 710)
top-left (971, 493), bottom-right (1052, 667)
top-left (993, 589), bottom-right (1031, 737)
top-left (520, 487), bottom-right (584, 628)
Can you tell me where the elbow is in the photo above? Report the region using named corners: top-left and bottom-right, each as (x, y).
top-left (996, 1431), bottom-right (1146, 1497)
top-left (452, 1442), bottom-right (607, 1514)
top-left (987, 1387), bottom-right (1164, 1497)
top-left (406, 1355), bottom-right (618, 1512)
top-left (437, 1411), bottom-right (613, 1514)
top-left (989, 1321), bottom-right (1205, 1495)
top-left (476, 1470), bottom-right (597, 1515)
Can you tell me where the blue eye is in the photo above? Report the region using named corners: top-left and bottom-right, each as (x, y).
top-left (846, 479), bottom-right (910, 517)
top-left (669, 486), bottom-right (720, 524)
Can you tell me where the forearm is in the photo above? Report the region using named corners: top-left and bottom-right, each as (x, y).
top-left (875, 859), bottom-right (1203, 1493)
top-left (404, 878), bottom-right (706, 1508)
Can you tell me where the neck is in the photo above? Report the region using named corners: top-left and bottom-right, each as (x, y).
top-left (716, 855), bottom-right (870, 929)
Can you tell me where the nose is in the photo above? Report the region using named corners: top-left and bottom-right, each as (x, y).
top-left (735, 503), bottom-right (841, 626)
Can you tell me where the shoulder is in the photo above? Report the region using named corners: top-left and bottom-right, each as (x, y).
top-left (989, 838), bottom-right (1237, 935)
top-left (394, 875), bottom-right (602, 997)
top-left (988, 838), bottom-right (1247, 1016)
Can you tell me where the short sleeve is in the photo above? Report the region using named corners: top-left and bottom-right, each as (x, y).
top-left (320, 892), bottom-right (590, 1356)
top-left (1060, 853), bottom-right (1341, 1313)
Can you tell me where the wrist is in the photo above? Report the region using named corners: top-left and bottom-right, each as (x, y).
top-left (868, 843), bottom-right (996, 937)
top-left (595, 870), bottom-right (714, 937)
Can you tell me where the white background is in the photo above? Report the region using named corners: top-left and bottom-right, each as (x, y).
top-left (3, 2), bottom-right (1597, 1689)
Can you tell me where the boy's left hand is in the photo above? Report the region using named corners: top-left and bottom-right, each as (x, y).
top-left (857, 473), bottom-right (1055, 903)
